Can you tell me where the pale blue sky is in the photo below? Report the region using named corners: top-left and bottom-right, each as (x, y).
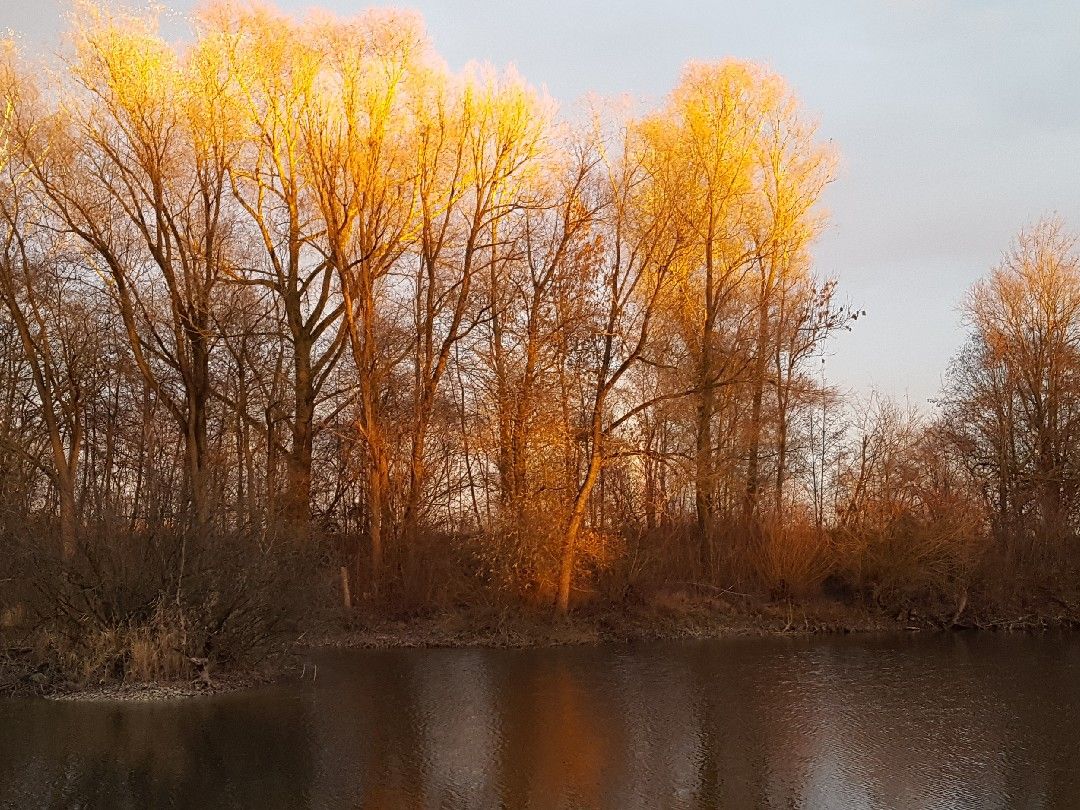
top-left (8, 1), bottom-right (1080, 405)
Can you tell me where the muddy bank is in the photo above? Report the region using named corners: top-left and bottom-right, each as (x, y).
top-left (8, 590), bottom-right (1080, 701)
top-left (308, 591), bottom-right (1080, 653)
top-left (43, 679), bottom-right (247, 702)
top-left (0, 649), bottom-right (278, 702)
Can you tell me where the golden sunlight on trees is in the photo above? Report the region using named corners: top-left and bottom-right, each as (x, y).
top-left (638, 61), bottom-right (844, 582)
top-left (943, 219), bottom-right (1080, 567)
top-left (4, 1), bottom-right (1078, 680)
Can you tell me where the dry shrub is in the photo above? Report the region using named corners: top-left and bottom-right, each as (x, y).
top-left (566, 528), bottom-right (627, 607)
top-left (6, 523), bottom-right (313, 686)
top-left (597, 532), bottom-right (661, 603)
top-left (388, 515), bottom-right (569, 612)
top-left (468, 507), bottom-right (569, 606)
top-left (751, 518), bottom-right (832, 598)
top-left (395, 528), bottom-right (489, 610)
top-left (836, 511), bottom-right (985, 608)
top-left (452, 514), bottom-right (630, 610)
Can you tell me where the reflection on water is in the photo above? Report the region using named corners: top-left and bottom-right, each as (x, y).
top-left (3, 634), bottom-right (1080, 808)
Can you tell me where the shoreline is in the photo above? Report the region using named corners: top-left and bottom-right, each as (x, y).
top-left (311, 598), bottom-right (1080, 651)
top-left (8, 597), bottom-right (1080, 702)
top-left (4, 671), bottom-right (271, 703)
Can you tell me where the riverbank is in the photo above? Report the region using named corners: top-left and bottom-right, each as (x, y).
top-left (311, 587), bottom-right (1080, 651)
top-left (7, 588), bottom-right (1080, 701)
top-left (0, 655), bottom-right (274, 701)
top-left (42, 676), bottom-right (261, 702)
top-left (312, 600), bottom-right (881, 651)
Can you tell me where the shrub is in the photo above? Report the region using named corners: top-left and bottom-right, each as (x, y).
top-left (751, 518), bottom-right (833, 598)
top-left (2, 523), bottom-right (315, 686)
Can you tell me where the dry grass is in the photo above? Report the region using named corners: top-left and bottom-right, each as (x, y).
top-left (70, 605), bottom-right (189, 684)
top-left (751, 519), bottom-right (833, 598)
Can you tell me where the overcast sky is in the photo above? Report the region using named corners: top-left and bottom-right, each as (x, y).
top-left (8, 1), bottom-right (1080, 406)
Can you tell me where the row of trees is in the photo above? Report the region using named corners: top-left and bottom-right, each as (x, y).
top-left (943, 220), bottom-right (1080, 567)
top-left (3, 3), bottom-right (1078, 624)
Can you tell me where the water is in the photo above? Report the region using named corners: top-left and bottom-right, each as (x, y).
top-left (2, 633), bottom-right (1079, 809)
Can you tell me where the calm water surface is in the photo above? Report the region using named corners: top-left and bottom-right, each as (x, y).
top-left (2, 633), bottom-right (1079, 809)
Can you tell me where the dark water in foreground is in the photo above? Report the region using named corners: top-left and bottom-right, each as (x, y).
top-left (2, 634), bottom-right (1080, 809)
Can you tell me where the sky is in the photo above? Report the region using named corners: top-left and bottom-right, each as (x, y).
top-left (7, 0), bottom-right (1080, 407)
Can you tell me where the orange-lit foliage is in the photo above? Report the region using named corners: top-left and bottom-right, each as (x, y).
top-left (0, 2), bottom-right (1064, 648)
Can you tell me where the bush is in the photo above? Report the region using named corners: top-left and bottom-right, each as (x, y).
top-left (751, 518), bottom-right (833, 598)
top-left (1, 523), bottom-right (316, 686)
top-left (834, 512), bottom-right (985, 609)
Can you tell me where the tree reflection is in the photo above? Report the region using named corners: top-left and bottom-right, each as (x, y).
top-left (4, 636), bottom-right (1080, 808)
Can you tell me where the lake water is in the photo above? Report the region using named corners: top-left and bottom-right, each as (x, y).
top-left (2, 633), bottom-right (1079, 808)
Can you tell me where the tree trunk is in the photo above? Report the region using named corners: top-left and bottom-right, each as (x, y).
top-left (745, 273), bottom-right (772, 524)
top-left (369, 451), bottom-right (390, 596)
top-left (695, 388), bottom-right (715, 575)
top-left (555, 448), bottom-right (603, 616)
top-left (287, 338), bottom-right (315, 543)
top-left (57, 468), bottom-right (77, 561)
